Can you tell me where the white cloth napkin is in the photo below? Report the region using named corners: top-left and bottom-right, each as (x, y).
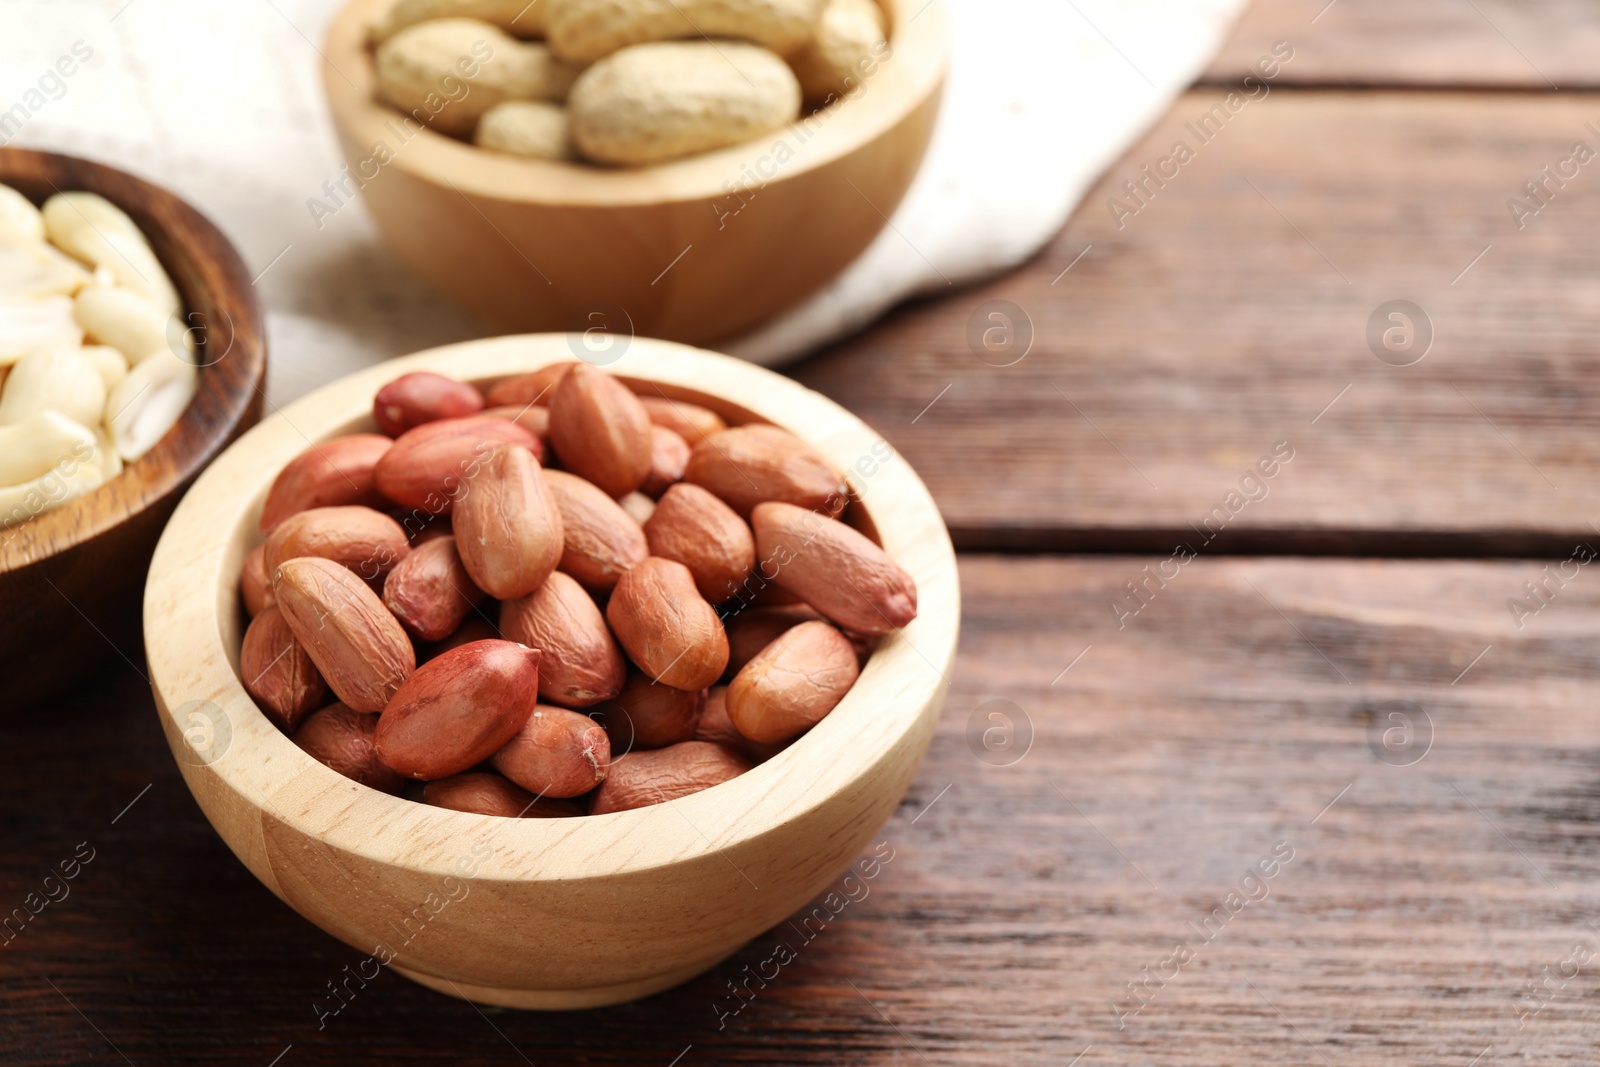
top-left (0, 0), bottom-right (1244, 400)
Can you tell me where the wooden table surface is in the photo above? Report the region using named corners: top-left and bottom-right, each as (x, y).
top-left (9, 4), bottom-right (1600, 1065)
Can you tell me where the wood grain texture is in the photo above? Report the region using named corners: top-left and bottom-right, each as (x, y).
top-left (321, 0), bottom-right (946, 345)
top-left (1204, 0), bottom-right (1600, 89)
top-left (0, 148), bottom-right (266, 708)
top-left (142, 335), bottom-right (958, 1007)
top-left (9, 556), bottom-right (1600, 1063)
top-left (795, 91), bottom-right (1600, 553)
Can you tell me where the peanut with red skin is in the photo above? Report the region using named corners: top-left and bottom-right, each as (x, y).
top-left (499, 570), bottom-right (626, 707)
top-left (542, 468), bottom-right (649, 591)
top-left (260, 433), bottom-right (391, 532)
top-left (590, 740), bottom-right (751, 815)
top-left (453, 443), bottom-right (565, 599)
top-left (373, 371), bottom-right (485, 436)
top-left (423, 772), bottom-right (584, 817)
top-left (373, 415), bottom-right (541, 513)
top-left (605, 557), bottom-right (729, 689)
top-left (273, 557), bottom-right (417, 713)
top-left (263, 505), bottom-right (411, 591)
top-left (375, 639), bottom-right (541, 780)
top-left (726, 620), bottom-right (858, 743)
top-left (240, 606), bottom-right (328, 732)
top-left (294, 702), bottom-right (406, 794)
top-left (548, 364), bottom-right (652, 497)
top-left (750, 501), bottom-right (916, 634)
top-left (490, 705), bottom-right (611, 797)
top-left (594, 668), bottom-right (704, 749)
top-left (382, 535), bottom-right (487, 641)
top-left (683, 424), bottom-right (846, 518)
top-left (644, 482), bottom-right (754, 603)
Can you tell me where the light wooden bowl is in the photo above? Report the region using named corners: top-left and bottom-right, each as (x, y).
top-left (321, 0), bottom-right (947, 346)
top-left (144, 335), bottom-right (959, 1009)
top-left (0, 148), bottom-right (266, 709)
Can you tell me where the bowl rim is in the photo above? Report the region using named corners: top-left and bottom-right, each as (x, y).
top-left (145, 334), bottom-right (959, 885)
top-left (0, 147), bottom-right (266, 574)
top-left (321, 0), bottom-right (949, 207)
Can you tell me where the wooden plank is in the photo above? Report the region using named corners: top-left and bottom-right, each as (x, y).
top-left (5, 556), bottom-right (1599, 1064)
top-left (1204, 0), bottom-right (1600, 89)
top-left (796, 91), bottom-right (1600, 553)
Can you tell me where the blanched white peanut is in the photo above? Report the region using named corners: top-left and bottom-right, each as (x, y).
top-left (73, 284), bottom-right (188, 365)
top-left (371, 0), bottom-right (548, 42)
top-left (0, 184), bottom-right (44, 243)
top-left (0, 295), bottom-right (82, 364)
top-left (0, 445), bottom-right (109, 526)
top-left (474, 101), bottom-right (572, 159)
top-left (0, 237), bottom-right (94, 298)
top-left (546, 0), bottom-right (825, 63)
top-left (569, 41), bottom-right (800, 165)
top-left (787, 0), bottom-right (886, 101)
top-left (41, 192), bottom-right (180, 314)
top-left (0, 411), bottom-right (100, 487)
top-left (0, 346), bottom-right (107, 429)
top-left (375, 19), bottom-right (582, 137)
top-left (80, 345), bottom-right (130, 395)
top-left (105, 349), bottom-right (198, 461)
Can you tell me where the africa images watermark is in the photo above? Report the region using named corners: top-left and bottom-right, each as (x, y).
top-left (1106, 40), bottom-right (1295, 230)
top-left (306, 38), bottom-right (495, 229)
top-left (1112, 840), bottom-right (1296, 1029)
top-left (711, 38), bottom-right (893, 230)
top-left (0, 41), bottom-right (95, 146)
top-left (1110, 440), bottom-right (1296, 629)
top-left (313, 840), bottom-right (493, 1029)
top-left (711, 841), bottom-right (897, 1030)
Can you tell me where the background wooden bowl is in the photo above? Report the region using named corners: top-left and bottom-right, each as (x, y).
top-left (322, 0), bottom-right (947, 346)
top-left (144, 335), bottom-right (958, 1009)
top-left (0, 148), bottom-right (266, 709)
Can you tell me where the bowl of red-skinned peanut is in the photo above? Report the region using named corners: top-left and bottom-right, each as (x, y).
top-left (144, 334), bottom-right (957, 1009)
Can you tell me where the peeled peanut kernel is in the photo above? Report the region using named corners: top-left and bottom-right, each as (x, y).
top-left (0, 411), bottom-right (99, 487)
top-left (371, 0), bottom-right (548, 43)
top-left (79, 345), bottom-right (129, 395)
top-left (0, 237), bottom-right (93, 298)
top-left (547, 0), bottom-right (825, 63)
top-left (41, 192), bottom-right (180, 313)
top-left (376, 19), bottom-right (582, 137)
top-left (0, 184), bottom-right (45, 242)
top-left (73, 285), bottom-right (190, 365)
top-left (474, 100), bottom-right (573, 160)
top-left (0, 295), bottom-right (82, 364)
top-left (0, 346), bottom-right (106, 429)
top-left (787, 0), bottom-right (887, 102)
top-left (0, 416), bottom-right (107, 526)
top-left (104, 349), bottom-right (198, 461)
top-left (619, 490), bottom-right (655, 526)
top-left (568, 41), bottom-right (801, 166)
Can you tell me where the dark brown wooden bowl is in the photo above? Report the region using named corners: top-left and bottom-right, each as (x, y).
top-left (0, 148), bottom-right (266, 708)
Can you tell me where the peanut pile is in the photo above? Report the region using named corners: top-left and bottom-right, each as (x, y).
top-left (367, 0), bottom-right (889, 165)
top-left (0, 184), bottom-right (198, 527)
top-left (240, 362), bottom-right (917, 817)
